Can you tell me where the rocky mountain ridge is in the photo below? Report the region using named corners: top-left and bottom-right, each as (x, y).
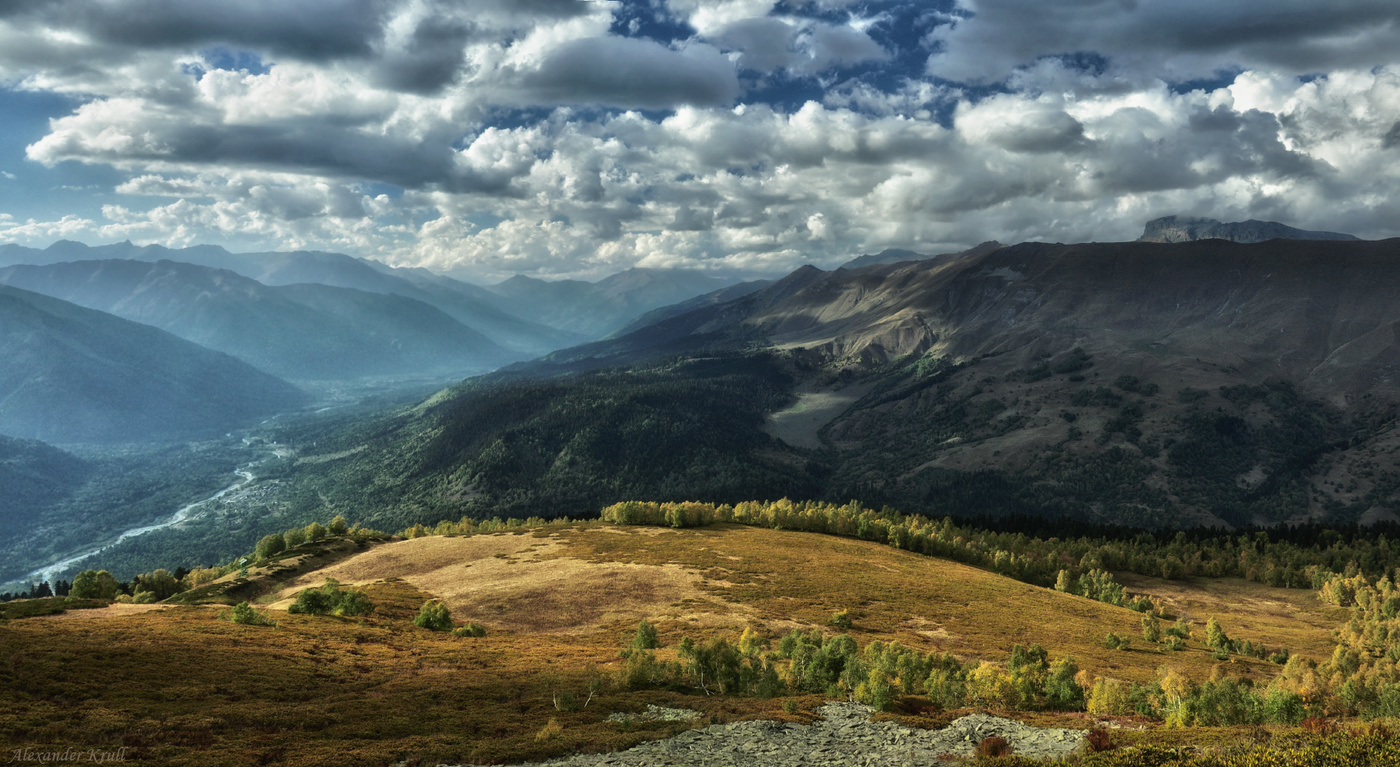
top-left (1138, 215), bottom-right (1359, 244)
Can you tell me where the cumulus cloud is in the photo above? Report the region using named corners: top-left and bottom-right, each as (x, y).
top-left (515, 37), bottom-right (740, 108)
top-left (0, 0), bottom-right (1397, 281)
top-left (702, 15), bottom-right (888, 75)
top-left (927, 0), bottom-right (1400, 84)
top-left (0, 0), bottom-right (386, 62)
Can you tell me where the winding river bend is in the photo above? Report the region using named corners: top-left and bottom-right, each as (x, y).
top-left (19, 465), bottom-right (259, 587)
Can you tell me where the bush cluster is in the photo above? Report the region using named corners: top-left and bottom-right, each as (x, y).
top-left (287, 578), bottom-right (375, 617)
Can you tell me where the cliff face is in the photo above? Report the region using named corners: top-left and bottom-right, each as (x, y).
top-left (1139, 216), bottom-right (1359, 244)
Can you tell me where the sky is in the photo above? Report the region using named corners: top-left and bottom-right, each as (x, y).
top-left (0, 0), bottom-right (1397, 282)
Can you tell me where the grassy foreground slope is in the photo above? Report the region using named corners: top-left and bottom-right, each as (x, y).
top-left (0, 523), bottom-right (1347, 766)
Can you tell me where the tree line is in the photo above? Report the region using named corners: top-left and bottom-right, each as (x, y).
top-left (601, 499), bottom-right (1400, 592)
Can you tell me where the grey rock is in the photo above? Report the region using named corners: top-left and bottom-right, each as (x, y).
top-left (490, 703), bottom-right (1085, 767)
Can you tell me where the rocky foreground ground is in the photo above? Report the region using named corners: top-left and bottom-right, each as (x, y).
top-left (503, 702), bottom-right (1087, 766)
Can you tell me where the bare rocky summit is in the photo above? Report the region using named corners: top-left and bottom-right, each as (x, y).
top-left (1139, 215), bottom-right (1359, 243)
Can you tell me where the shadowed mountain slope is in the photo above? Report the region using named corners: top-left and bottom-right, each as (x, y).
top-left (0, 284), bottom-right (306, 443)
top-left (285, 237), bottom-right (1400, 531)
top-left (0, 435), bottom-right (90, 538)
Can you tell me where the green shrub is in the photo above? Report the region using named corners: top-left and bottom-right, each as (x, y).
top-left (1045, 657), bottom-right (1084, 710)
top-left (305, 521), bottom-right (327, 541)
top-left (335, 588), bottom-right (375, 617)
top-left (830, 609), bottom-right (853, 630)
top-left (224, 601), bottom-right (276, 627)
top-left (1165, 618), bottom-right (1191, 640)
top-left (288, 579), bottom-right (375, 617)
top-left (552, 690), bottom-right (579, 712)
top-left (289, 587), bottom-right (335, 615)
top-left (1103, 632), bottom-right (1130, 651)
top-left (133, 569), bottom-right (183, 600)
top-left (1206, 617), bottom-right (1230, 653)
top-left (284, 527), bottom-right (307, 547)
top-left (632, 619), bottom-right (660, 650)
top-left (414, 599), bottom-right (453, 631)
top-left (452, 623), bottom-right (486, 637)
top-left (255, 533), bottom-right (286, 560)
top-left (328, 515), bottom-right (348, 536)
top-left (855, 669), bottom-right (893, 711)
top-left (1142, 613), bottom-right (1163, 643)
top-left (70, 569), bottom-right (119, 600)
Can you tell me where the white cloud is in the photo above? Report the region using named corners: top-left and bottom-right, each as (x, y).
top-left (927, 0), bottom-right (1400, 85)
top-left (0, 1), bottom-right (1398, 281)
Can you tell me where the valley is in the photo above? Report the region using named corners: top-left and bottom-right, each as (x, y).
top-left (15, 453), bottom-right (262, 589)
top-left (8, 232), bottom-right (1400, 765)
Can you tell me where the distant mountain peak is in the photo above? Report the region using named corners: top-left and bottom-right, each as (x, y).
top-left (1139, 215), bottom-right (1359, 244)
top-left (46, 239), bottom-right (90, 250)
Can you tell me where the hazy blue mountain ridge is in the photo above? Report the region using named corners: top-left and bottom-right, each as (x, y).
top-left (0, 284), bottom-right (306, 444)
top-left (0, 241), bottom-right (580, 356)
top-left (485, 268), bottom-right (737, 338)
top-left (0, 260), bottom-right (516, 381)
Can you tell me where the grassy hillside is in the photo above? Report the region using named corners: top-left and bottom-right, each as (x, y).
top-left (0, 522), bottom-right (1353, 766)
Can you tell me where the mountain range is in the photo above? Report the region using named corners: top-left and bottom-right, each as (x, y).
top-left (0, 241), bottom-right (750, 352)
top-left (265, 234), bottom-right (1400, 536)
top-left (0, 241), bottom-right (582, 355)
top-left (8, 218), bottom-right (1400, 582)
top-left (0, 259), bottom-right (514, 381)
top-left (484, 268), bottom-right (739, 339)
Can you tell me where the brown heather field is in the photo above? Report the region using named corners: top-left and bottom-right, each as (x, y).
top-left (0, 523), bottom-right (1352, 765)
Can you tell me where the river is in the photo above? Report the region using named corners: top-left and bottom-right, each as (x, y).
top-left (16, 465), bottom-right (259, 587)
